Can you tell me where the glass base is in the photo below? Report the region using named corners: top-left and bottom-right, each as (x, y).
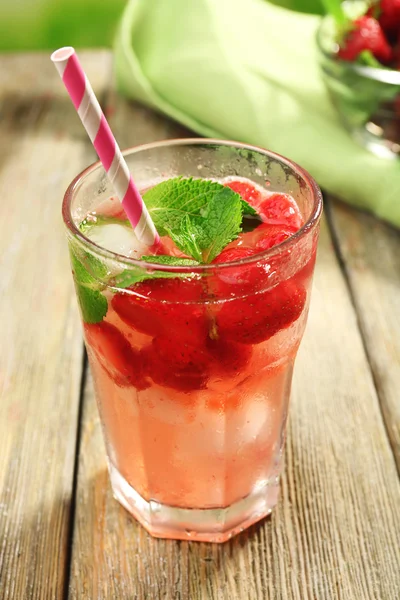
top-left (109, 462), bottom-right (280, 543)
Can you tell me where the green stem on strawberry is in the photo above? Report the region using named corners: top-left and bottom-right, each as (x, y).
top-left (358, 49), bottom-right (387, 67)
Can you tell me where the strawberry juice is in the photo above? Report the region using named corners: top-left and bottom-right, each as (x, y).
top-left (63, 140), bottom-right (322, 542)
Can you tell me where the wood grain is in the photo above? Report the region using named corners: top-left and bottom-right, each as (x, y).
top-left (327, 199), bottom-right (400, 470)
top-left (68, 96), bottom-right (400, 599)
top-left (0, 51), bottom-right (111, 599)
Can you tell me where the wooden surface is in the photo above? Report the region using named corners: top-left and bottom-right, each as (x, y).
top-left (0, 52), bottom-right (399, 600)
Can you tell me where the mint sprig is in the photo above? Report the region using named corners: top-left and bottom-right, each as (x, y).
top-left (70, 250), bottom-right (108, 324)
top-left (112, 255), bottom-right (200, 289)
top-left (141, 255), bottom-right (199, 266)
top-left (144, 177), bottom-right (243, 263)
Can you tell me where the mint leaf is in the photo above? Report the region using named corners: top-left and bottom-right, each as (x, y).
top-left (112, 269), bottom-right (171, 289)
top-left (111, 255), bottom-right (199, 289)
top-left (81, 252), bottom-right (109, 279)
top-left (241, 199), bottom-right (257, 216)
top-left (70, 250), bottom-right (108, 324)
top-left (141, 255), bottom-right (199, 266)
top-left (144, 177), bottom-right (242, 263)
top-left (165, 215), bottom-right (204, 262)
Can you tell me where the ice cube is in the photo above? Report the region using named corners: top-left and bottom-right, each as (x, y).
top-left (85, 222), bottom-right (149, 258)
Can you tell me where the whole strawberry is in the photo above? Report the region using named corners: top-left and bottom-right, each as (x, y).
top-left (338, 16), bottom-right (392, 63)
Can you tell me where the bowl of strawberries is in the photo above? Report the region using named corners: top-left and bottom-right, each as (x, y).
top-left (317, 0), bottom-right (400, 158)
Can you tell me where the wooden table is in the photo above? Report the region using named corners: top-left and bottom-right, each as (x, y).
top-left (0, 51), bottom-right (399, 600)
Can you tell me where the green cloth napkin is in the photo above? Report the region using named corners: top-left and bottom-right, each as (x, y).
top-left (114, 0), bottom-right (400, 228)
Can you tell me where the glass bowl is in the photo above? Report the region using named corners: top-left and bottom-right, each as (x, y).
top-left (316, 14), bottom-right (400, 159)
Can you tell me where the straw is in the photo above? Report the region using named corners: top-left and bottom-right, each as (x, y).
top-left (51, 47), bottom-right (160, 247)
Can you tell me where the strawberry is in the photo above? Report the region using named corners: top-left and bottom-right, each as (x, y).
top-left (257, 193), bottom-right (303, 230)
top-left (111, 278), bottom-right (207, 342)
top-left (224, 179), bottom-right (303, 231)
top-left (216, 279), bottom-right (306, 344)
top-left (224, 180), bottom-right (264, 207)
top-left (212, 246), bottom-right (263, 293)
top-left (84, 321), bottom-right (149, 389)
top-left (206, 336), bottom-right (252, 375)
top-left (255, 224), bottom-right (299, 251)
top-left (144, 335), bottom-right (210, 392)
top-left (211, 222), bottom-right (300, 296)
top-left (218, 224), bottom-right (269, 254)
top-left (378, 0), bottom-right (400, 36)
top-left (338, 16), bottom-right (392, 63)
top-left (213, 246), bottom-right (257, 264)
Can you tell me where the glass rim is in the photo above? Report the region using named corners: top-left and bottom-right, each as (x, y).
top-left (62, 138), bottom-right (323, 273)
top-left (316, 16), bottom-right (400, 85)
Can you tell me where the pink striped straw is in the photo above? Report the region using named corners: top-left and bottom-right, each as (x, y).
top-left (51, 47), bottom-right (159, 247)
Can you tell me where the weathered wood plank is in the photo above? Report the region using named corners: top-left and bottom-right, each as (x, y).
top-left (0, 51), bottom-right (112, 599)
top-left (327, 198), bottom-right (400, 470)
top-left (68, 97), bottom-right (400, 599)
top-left (103, 88), bottom-right (193, 150)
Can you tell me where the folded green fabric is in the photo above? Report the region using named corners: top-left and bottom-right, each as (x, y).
top-left (114, 0), bottom-right (400, 228)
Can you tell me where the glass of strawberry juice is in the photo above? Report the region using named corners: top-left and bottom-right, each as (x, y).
top-left (63, 139), bottom-right (322, 542)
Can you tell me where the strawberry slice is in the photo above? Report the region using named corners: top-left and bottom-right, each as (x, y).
top-left (206, 336), bottom-right (252, 375)
top-left (216, 279), bottom-right (306, 344)
top-left (112, 278), bottom-right (207, 342)
top-left (84, 321), bottom-right (149, 389)
top-left (255, 224), bottom-right (299, 251)
top-left (145, 335), bottom-right (210, 392)
top-left (224, 179), bottom-right (303, 231)
top-left (212, 222), bottom-right (300, 296)
top-left (224, 180), bottom-right (264, 207)
top-left (212, 246), bottom-right (263, 293)
top-left (338, 16), bottom-right (392, 63)
top-left (257, 194), bottom-right (303, 230)
top-left (213, 246), bottom-right (257, 264)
